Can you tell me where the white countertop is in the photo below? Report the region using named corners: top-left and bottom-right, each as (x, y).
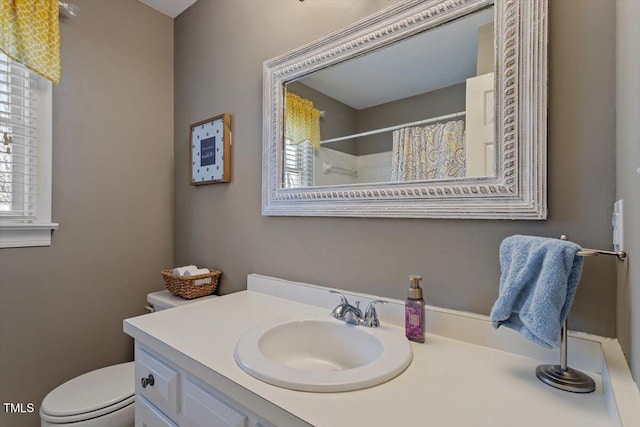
top-left (125, 285), bottom-right (620, 427)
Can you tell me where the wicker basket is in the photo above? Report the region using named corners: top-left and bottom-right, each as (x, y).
top-left (161, 267), bottom-right (221, 299)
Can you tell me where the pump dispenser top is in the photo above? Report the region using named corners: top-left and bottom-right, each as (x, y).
top-left (408, 275), bottom-right (423, 299)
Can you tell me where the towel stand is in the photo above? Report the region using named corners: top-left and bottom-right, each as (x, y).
top-left (535, 235), bottom-right (627, 393)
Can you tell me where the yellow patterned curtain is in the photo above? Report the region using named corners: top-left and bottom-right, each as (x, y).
top-left (1, 0), bottom-right (61, 84)
top-left (285, 92), bottom-right (321, 151)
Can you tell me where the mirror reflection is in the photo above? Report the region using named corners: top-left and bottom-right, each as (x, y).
top-left (283, 5), bottom-right (494, 189)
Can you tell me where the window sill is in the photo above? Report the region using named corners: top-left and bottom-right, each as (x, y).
top-left (0, 222), bottom-right (59, 248)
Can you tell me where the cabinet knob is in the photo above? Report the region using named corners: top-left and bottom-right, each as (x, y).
top-left (141, 374), bottom-right (155, 388)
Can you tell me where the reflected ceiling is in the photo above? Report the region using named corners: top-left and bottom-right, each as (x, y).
top-left (299, 7), bottom-right (493, 109)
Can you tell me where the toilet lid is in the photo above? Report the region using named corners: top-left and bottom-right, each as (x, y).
top-left (40, 362), bottom-right (135, 420)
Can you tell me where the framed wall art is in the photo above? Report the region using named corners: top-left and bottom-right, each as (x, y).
top-left (190, 113), bottom-right (231, 185)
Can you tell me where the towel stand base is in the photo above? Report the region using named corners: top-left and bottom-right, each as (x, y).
top-left (535, 364), bottom-right (596, 393)
top-left (535, 317), bottom-right (596, 393)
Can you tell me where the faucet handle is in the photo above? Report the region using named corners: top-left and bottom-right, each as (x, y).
top-left (329, 290), bottom-right (348, 303)
top-left (363, 300), bottom-right (386, 327)
top-left (329, 290), bottom-right (349, 318)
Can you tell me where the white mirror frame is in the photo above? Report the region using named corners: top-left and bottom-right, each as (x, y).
top-left (262, 0), bottom-right (547, 220)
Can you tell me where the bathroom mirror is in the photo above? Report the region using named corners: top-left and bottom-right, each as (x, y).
top-left (262, 0), bottom-right (548, 219)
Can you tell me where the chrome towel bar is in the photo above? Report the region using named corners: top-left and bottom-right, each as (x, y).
top-left (562, 235), bottom-right (627, 259)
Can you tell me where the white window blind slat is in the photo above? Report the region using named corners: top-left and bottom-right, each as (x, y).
top-left (0, 195), bottom-right (36, 201)
top-left (0, 107), bottom-right (37, 118)
top-left (0, 75), bottom-right (37, 89)
top-left (0, 113), bottom-right (36, 124)
top-left (6, 145), bottom-right (37, 155)
top-left (0, 118), bottom-right (37, 131)
top-left (0, 174), bottom-right (39, 182)
top-left (0, 64), bottom-right (38, 78)
top-left (0, 160), bottom-right (38, 168)
top-left (0, 93), bottom-right (37, 104)
top-left (0, 80), bottom-right (37, 93)
top-left (0, 100), bottom-right (37, 111)
top-left (2, 129), bottom-right (38, 139)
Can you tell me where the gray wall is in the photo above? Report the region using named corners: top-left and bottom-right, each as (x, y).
top-left (174, 0), bottom-right (617, 345)
top-left (616, 0), bottom-right (640, 384)
top-left (0, 1), bottom-right (174, 425)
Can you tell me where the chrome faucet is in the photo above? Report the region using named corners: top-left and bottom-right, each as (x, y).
top-left (330, 290), bottom-right (385, 327)
top-left (330, 290), bottom-right (362, 325)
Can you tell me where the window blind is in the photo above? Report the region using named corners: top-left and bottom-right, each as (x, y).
top-left (0, 53), bottom-right (39, 220)
top-left (283, 139), bottom-right (314, 188)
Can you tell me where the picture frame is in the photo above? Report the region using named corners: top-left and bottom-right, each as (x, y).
top-left (190, 113), bottom-right (232, 185)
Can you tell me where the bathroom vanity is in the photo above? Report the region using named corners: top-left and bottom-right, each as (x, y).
top-left (124, 275), bottom-right (639, 427)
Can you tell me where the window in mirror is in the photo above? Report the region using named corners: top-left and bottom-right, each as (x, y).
top-left (284, 141), bottom-right (314, 188)
top-left (283, 92), bottom-right (321, 188)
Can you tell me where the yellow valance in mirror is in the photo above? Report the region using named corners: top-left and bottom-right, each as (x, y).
top-left (285, 92), bottom-right (321, 151)
top-left (1, 0), bottom-right (61, 84)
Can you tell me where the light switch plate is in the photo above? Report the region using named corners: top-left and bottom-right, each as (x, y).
top-left (613, 199), bottom-right (624, 251)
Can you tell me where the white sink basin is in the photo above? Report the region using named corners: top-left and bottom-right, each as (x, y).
top-left (234, 317), bottom-right (413, 392)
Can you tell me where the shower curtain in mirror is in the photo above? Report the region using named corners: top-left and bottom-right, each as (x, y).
top-left (390, 120), bottom-right (466, 181)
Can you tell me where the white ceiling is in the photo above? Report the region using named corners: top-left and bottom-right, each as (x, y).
top-left (137, 0), bottom-right (197, 18)
top-left (136, 2), bottom-right (493, 109)
top-left (296, 7), bottom-right (494, 110)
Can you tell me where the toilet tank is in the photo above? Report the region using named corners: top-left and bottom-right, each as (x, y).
top-left (146, 290), bottom-right (217, 312)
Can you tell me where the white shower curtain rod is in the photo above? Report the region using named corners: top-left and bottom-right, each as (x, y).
top-left (320, 111), bottom-right (466, 145)
top-left (59, 1), bottom-right (80, 16)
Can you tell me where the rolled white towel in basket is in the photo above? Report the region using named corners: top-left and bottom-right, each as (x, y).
top-left (173, 265), bottom-right (198, 276)
top-left (184, 268), bottom-right (211, 286)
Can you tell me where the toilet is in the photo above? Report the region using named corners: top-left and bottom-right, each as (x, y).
top-left (40, 290), bottom-right (215, 426)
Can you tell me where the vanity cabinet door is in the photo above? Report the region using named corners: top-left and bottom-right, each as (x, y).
top-left (136, 396), bottom-right (178, 427)
top-left (136, 348), bottom-right (180, 415)
top-left (182, 377), bottom-right (248, 427)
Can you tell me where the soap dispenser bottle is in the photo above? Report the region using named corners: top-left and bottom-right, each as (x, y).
top-left (405, 274), bottom-right (425, 343)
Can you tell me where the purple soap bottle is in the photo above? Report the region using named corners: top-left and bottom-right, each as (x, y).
top-left (405, 275), bottom-right (425, 343)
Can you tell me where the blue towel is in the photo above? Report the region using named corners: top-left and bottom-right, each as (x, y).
top-left (489, 235), bottom-right (585, 349)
